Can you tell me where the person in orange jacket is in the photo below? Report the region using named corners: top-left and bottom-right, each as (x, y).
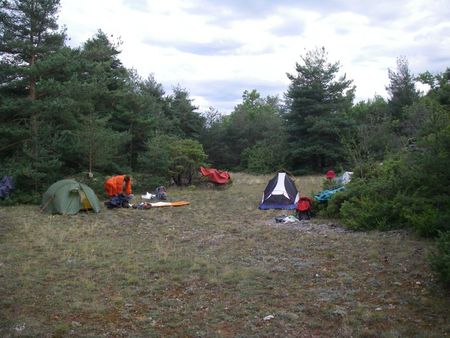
top-left (104, 175), bottom-right (132, 198)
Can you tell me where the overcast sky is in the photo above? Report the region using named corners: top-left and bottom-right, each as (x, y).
top-left (58, 0), bottom-right (450, 113)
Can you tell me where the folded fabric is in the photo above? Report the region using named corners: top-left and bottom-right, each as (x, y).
top-left (141, 192), bottom-right (156, 199)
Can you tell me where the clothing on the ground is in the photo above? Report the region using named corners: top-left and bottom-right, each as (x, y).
top-left (104, 194), bottom-right (133, 208)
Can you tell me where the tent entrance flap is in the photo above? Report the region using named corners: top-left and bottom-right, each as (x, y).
top-left (79, 190), bottom-right (92, 210)
top-left (267, 172), bottom-right (291, 199)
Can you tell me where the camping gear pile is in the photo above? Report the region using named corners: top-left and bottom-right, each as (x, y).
top-left (141, 186), bottom-right (167, 201)
top-left (104, 194), bottom-right (133, 209)
top-left (314, 171), bottom-right (353, 202)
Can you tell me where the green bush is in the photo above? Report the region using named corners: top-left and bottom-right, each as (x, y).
top-left (129, 173), bottom-right (169, 195)
top-left (399, 196), bottom-right (450, 237)
top-left (317, 190), bottom-right (349, 218)
top-left (430, 231), bottom-right (450, 287)
top-left (138, 135), bottom-right (207, 186)
top-left (242, 141), bottom-right (286, 174)
top-left (331, 159), bottom-right (402, 231)
top-left (340, 196), bottom-right (401, 231)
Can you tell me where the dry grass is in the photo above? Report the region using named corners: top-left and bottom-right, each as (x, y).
top-left (0, 173), bottom-right (449, 337)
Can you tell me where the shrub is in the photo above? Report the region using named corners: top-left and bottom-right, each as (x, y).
top-left (400, 196), bottom-right (450, 237)
top-left (138, 135), bottom-right (207, 186)
top-left (318, 190), bottom-right (349, 218)
top-left (430, 231), bottom-right (450, 287)
top-left (241, 141), bottom-right (286, 174)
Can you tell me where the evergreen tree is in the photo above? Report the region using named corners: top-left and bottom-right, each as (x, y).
top-left (0, 0), bottom-right (65, 191)
top-left (199, 110), bottom-right (232, 169)
top-left (121, 73), bottom-right (164, 170)
top-left (284, 47), bottom-right (355, 172)
top-left (78, 31), bottom-right (133, 172)
top-left (215, 89), bottom-right (286, 170)
top-left (386, 56), bottom-right (420, 122)
top-left (164, 86), bottom-right (205, 140)
top-left (344, 96), bottom-right (392, 176)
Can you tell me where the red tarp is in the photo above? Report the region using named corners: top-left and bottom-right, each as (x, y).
top-left (199, 166), bottom-right (231, 184)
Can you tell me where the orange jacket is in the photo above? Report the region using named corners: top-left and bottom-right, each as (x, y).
top-left (104, 175), bottom-right (132, 197)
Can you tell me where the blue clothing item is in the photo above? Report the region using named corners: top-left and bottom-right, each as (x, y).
top-left (314, 186), bottom-right (345, 202)
top-left (105, 194), bottom-right (132, 208)
top-left (0, 176), bottom-right (14, 199)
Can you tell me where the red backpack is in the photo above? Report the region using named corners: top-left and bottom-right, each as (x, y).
top-left (296, 197), bottom-right (313, 212)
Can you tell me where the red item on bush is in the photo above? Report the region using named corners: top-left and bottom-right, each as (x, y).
top-left (326, 170), bottom-right (336, 179)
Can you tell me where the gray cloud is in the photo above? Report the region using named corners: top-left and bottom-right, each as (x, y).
top-left (185, 0), bottom-right (319, 27)
top-left (271, 19), bottom-right (305, 37)
top-left (142, 37), bottom-right (243, 55)
top-left (171, 39), bottom-right (243, 56)
top-left (120, 0), bottom-right (149, 12)
top-left (188, 78), bottom-right (287, 113)
top-left (142, 38), bottom-right (275, 56)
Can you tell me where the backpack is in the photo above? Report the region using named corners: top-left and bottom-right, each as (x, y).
top-left (155, 186), bottom-right (167, 200)
top-left (296, 197), bottom-right (312, 212)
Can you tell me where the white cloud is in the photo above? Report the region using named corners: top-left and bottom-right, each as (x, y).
top-left (58, 0), bottom-right (450, 113)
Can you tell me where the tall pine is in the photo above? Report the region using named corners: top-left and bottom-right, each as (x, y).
top-left (386, 56), bottom-right (419, 121)
top-left (284, 47), bottom-right (355, 172)
top-left (0, 0), bottom-right (65, 192)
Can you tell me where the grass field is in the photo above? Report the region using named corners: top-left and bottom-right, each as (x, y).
top-left (0, 173), bottom-right (449, 337)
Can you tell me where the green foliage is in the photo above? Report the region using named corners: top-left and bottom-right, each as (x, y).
top-left (139, 135), bottom-right (207, 186)
top-left (430, 231), bottom-right (450, 287)
top-left (138, 135), bottom-right (172, 180)
top-left (386, 56), bottom-right (420, 121)
top-left (165, 86), bottom-right (205, 140)
top-left (335, 75), bottom-right (450, 239)
top-left (202, 89), bottom-right (286, 171)
top-left (284, 47), bottom-right (355, 172)
top-left (338, 171), bottom-right (403, 231)
top-left (167, 138), bottom-right (207, 186)
top-left (241, 140), bottom-right (286, 174)
top-left (0, 0), bottom-right (65, 193)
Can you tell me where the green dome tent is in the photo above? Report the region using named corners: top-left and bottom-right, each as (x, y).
top-left (41, 179), bottom-right (101, 214)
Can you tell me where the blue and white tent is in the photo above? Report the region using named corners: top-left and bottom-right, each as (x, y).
top-left (259, 172), bottom-right (300, 210)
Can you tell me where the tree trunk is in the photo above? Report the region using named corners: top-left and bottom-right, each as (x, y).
top-left (29, 53), bottom-right (39, 192)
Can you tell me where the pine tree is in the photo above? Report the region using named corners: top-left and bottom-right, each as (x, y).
top-left (386, 56), bottom-right (420, 121)
top-left (0, 0), bottom-right (65, 191)
top-left (284, 47), bottom-right (355, 172)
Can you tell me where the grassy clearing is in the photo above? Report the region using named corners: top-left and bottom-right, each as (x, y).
top-left (0, 173), bottom-right (449, 337)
